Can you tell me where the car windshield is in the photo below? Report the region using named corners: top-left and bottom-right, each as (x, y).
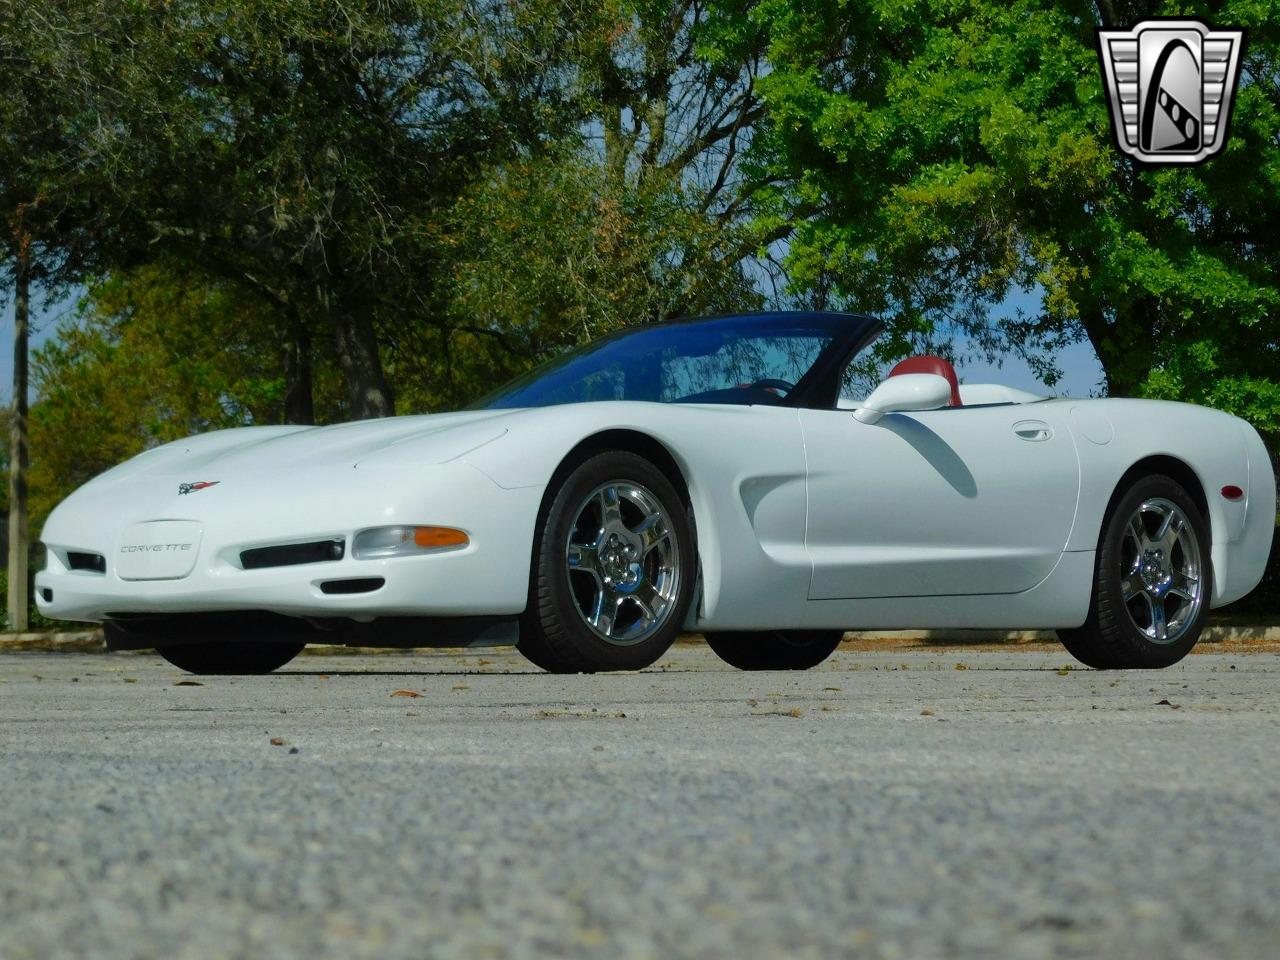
top-left (473, 313), bottom-right (868, 409)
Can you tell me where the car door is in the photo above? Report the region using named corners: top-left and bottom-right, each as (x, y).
top-left (799, 402), bottom-right (1080, 599)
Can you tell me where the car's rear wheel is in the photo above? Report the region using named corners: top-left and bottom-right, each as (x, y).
top-left (1058, 474), bottom-right (1211, 669)
top-left (156, 641), bottom-right (306, 675)
top-left (705, 630), bottom-right (844, 670)
top-left (519, 450), bottom-right (696, 673)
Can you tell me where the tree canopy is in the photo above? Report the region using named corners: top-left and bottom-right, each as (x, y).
top-left (738, 0), bottom-right (1279, 420)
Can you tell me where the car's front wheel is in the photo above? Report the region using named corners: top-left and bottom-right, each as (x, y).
top-left (519, 450), bottom-right (696, 673)
top-left (155, 641), bottom-right (307, 675)
top-left (1058, 474), bottom-right (1211, 669)
top-left (705, 630), bottom-right (844, 670)
top-left (104, 614), bottom-right (313, 675)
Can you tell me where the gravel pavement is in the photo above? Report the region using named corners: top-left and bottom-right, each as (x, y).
top-left (2, 644), bottom-right (1279, 960)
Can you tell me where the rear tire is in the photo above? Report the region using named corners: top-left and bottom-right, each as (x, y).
top-left (1057, 474), bottom-right (1211, 669)
top-left (705, 630), bottom-right (844, 671)
top-left (519, 450), bottom-right (696, 673)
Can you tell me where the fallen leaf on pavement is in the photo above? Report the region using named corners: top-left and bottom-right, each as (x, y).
top-left (1155, 699), bottom-right (1182, 709)
top-left (390, 689), bottom-right (422, 698)
top-left (921, 708), bottom-right (935, 716)
top-left (173, 680), bottom-right (203, 686)
top-left (269, 737), bottom-right (286, 746)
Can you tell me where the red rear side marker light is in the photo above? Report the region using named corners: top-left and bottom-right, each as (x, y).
top-left (1221, 485), bottom-right (1245, 501)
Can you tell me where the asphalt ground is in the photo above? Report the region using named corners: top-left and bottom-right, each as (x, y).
top-left (2, 644), bottom-right (1279, 960)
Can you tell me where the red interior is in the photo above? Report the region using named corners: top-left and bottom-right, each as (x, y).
top-left (887, 355), bottom-right (962, 407)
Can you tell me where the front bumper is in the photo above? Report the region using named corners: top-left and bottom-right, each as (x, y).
top-left (35, 460), bottom-right (543, 623)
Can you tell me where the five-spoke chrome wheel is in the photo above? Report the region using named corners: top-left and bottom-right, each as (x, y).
top-left (1058, 474), bottom-right (1211, 670)
top-left (565, 482), bottom-right (681, 645)
top-left (1119, 497), bottom-right (1204, 645)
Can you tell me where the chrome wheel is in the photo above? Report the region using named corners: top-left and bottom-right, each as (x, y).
top-left (565, 481), bottom-right (681, 646)
top-left (1120, 497), bottom-right (1204, 645)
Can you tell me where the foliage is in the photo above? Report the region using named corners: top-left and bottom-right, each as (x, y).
top-left (389, 0), bottom-right (778, 411)
top-left (3, 0), bottom-right (776, 419)
top-left (736, 0), bottom-right (1280, 404)
top-left (3, 0), bottom-right (609, 416)
top-left (398, 150), bottom-right (762, 411)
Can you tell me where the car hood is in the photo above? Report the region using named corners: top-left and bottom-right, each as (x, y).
top-left (91, 411), bottom-right (514, 486)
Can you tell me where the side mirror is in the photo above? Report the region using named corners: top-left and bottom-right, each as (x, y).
top-left (853, 373), bottom-right (952, 424)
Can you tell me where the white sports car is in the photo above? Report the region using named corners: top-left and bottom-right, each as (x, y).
top-left (37, 311), bottom-right (1274, 675)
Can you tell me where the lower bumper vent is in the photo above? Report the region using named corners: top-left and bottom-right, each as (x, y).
top-left (241, 538), bottom-right (344, 570)
top-left (320, 577), bottom-right (385, 595)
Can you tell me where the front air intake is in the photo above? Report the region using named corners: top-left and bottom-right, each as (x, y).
top-left (241, 538), bottom-right (344, 570)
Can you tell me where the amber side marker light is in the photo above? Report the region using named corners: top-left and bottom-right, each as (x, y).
top-left (413, 526), bottom-right (470, 548)
top-left (1221, 485), bottom-right (1245, 501)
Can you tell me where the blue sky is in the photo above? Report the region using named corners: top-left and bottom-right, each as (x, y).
top-left (1, 289), bottom-right (79, 404)
top-left (954, 336), bottom-right (1103, 398)
top-left (1, 283), bottom-right (1107, 404)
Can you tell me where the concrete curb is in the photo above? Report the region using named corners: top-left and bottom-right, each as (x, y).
top-left (2, 624), bottom-right (1279, 652)
top-left (0, 630), bottom-right (104, 650)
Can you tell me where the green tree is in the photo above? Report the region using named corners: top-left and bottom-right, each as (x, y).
top-left (402, 150), bottom-right (761, 410)
top-left (737, 0), bottom-right (1279, 420)
top-left (3, 0), bottom-right (604, 420)
top-left (364, 1), bottom-right (784, 411)
top-left (394, 0), bottom-right (779, 410)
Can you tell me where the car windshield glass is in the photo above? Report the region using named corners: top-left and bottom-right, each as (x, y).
top-left (473, 314), bottom-right (861, 409)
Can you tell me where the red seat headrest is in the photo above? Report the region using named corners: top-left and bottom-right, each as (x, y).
top-left (887, 355), bottom-right (962, 407)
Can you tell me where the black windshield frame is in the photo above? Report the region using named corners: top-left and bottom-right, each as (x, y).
top-left (471, 311), bottom-right (883, 411)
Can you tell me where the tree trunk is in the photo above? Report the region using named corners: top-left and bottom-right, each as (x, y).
top-left (7, 254), bottom-right (30, 632)
top-left (283, 310), bottom-right (315, 425)
top-left (331, 298), bottom-right (395, 419)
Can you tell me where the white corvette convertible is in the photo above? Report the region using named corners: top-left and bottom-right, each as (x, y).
top-left (37, 311), bottom-right (1274, 674)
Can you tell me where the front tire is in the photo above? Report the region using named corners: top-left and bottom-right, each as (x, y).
top-left (157, 641), bottom-right (306, 675)
top-left (519, 450), bottom-right (696, 673)
top-left (1058, 474), bottom-right (1211, 669)
top-left (705, 630), bottom-right (844, 671)
top-left (104, 614), bottom-right (313, 675)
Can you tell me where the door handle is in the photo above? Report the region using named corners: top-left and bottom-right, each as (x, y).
top-left (1013, 420), bottom-right (1052, 442)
